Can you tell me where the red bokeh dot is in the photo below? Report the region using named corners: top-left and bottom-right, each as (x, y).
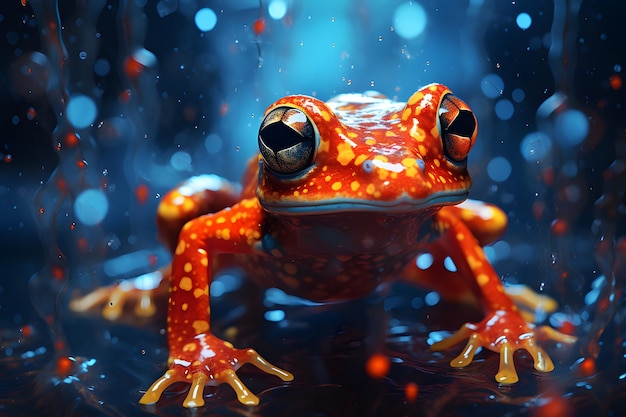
top-left (366, 353), bottom-right (390, 379)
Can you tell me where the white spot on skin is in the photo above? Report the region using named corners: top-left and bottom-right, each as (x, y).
top-left (419, 93), bottom-right (434, 109)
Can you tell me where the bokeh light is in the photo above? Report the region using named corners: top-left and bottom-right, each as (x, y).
top-left (170, 150), bottom-right (192, 171)
top-left (520, 131), bottom-right (553, 162)
top-left (487, 156), bottom-right (512, 182)
top-left (268, 0), bottom-right (288, 20)
top-left (415, 252), bottom-right (434, 269)
top-left (393, 2), bottom-right (427, 40)
top-left (74, 189), bottom-right (109, 226)
top-left (511, 88), bottom-right (525, 103)
top-left (66, 95), bottom-right (97, 129)
top-left (494, 99), bottom-right (514, 120)
top-left (93, 58), bottom-right (110, 76)
top-left (516, 13), bottom-right (532, 30)
top-left (194, 8), bottom-right (217, 32)
top-left (480, 74), bottom-right (504, 98)
top-left (554, 109), bottom-right (589, 148)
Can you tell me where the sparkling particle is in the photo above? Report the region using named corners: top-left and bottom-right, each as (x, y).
top-left (67, 95), bottom-right (97, 129)
top-left (487, 156), bottom-right (512, 182)
top-left (194, 8), bottom-right (217, 32)
top-left (392, 2), bottom-right (427, 40)
top-left (516, 13), bottom-right (532, 30)
top-left (74, 189), bottom-right (109, 226)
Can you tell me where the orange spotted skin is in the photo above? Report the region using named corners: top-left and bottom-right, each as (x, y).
top-left (139, 83), bottom-right (573, 408)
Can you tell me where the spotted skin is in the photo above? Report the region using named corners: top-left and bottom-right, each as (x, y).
top-left (134, 84), bottom-right (576, 408)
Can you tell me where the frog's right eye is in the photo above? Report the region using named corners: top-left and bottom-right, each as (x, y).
top-left (258, 106), bottom-right (317, 175)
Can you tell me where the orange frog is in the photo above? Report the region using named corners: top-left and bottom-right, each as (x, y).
top-left (72, 83), bottom-right (575, 408)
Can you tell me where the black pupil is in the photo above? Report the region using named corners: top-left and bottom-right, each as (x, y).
top-left (447, 109), bottom-right (475, 138)
top-left (261, 119), bottom-right (310, 151)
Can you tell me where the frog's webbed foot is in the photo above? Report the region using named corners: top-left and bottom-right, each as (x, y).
top-left (430, 310), bottom-right (577, 384)
top-left (70, 269), bottom-right (168, 320)
top-left (139, 333), bottom-right (293, 407)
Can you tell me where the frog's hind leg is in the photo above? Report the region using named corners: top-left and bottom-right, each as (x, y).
top-left (71, 173), bottom-right (243, 321)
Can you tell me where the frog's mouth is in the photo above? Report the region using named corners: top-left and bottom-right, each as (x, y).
top-left (259, 191), bottom-right (469, 215)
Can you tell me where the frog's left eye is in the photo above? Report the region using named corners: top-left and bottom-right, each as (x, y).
top-left (438, 94), bottom-right (477, 163)
top-left (258, 106), bottom-right (317, 175)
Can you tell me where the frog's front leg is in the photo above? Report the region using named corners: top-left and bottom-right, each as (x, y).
top-left (410, 208), bottom-right (576, 384)
top-left (139, 198), bottom-right (293, 408)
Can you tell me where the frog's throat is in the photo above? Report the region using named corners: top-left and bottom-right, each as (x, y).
top-left (259, 191), bottom-right (468, 215)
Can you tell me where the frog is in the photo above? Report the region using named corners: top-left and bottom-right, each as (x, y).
top-left (71, 83), bottom-right (576, 408)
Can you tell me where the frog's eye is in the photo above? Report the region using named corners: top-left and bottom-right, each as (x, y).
top-left (258, 106), bottom-right (317, 175)
top-left (438, 94), bottom-right (477, 163)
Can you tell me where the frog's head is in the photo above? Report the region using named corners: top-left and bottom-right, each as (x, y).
top-left (256, 83), bottom-right (477, 215)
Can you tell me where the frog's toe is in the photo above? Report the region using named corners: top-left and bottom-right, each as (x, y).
top-left (448, 332), bottom-right (481, 368)
top-left (70, 270), bottom-right (164, 320)
top-left (521, 338), bottom-right (554, 373)
top-left (505, 285), bottom-right (558, 320)
top-left (495, 341), bottom-right (519, 384)
top-left (430, 323), bottom-right (475, 353)
top-left (535, 325), bottom-right (578, 345)
top-left (244, 348), bottom-right (295, 382)
top-left (140, 336), bottom-right (293, 408)
top-left (69, 287), bottom-right (114, 314)
top-left (431, 310), bottom-right (574, 384)
top-left (139, 369), bottom-right (185, 405)
top-left (219, 369), bottom-right (259, 406)
top-left (183, 373), bottom-right (209, 408)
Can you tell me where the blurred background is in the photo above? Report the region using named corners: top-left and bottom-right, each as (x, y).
top-left (0, 0), bottom-right (624, 416)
